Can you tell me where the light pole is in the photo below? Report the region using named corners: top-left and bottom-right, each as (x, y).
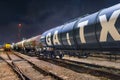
top-left (18, 23), bottom-right (22, 41)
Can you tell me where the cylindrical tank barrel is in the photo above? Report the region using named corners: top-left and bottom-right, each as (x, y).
top-left (41, 3), bottom-right (120, 51)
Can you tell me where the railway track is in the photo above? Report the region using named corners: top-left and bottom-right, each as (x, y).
top-left (0, 61), bottom-right (20, 80)
top-left (14, 51), bottom-right (104, 80)
top-left (65, 52), bottom-right (120, 62)
top-left (0, 52), bottom-right (30, 80)
top-left (89, 53), bottom-right (120, 62)
top-left (9, 52), bottom-right (63, 80)
top-left (39, 58), bottom-right (120, 80)
top-left (0, 51), bottom-right (64, 80)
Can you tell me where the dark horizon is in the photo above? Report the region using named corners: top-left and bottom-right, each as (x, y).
top-left (0, 0), bottom-right (120, 44)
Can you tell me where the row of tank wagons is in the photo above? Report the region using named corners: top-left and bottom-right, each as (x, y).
top-left (13, 35), bottom-right (43, 53)
top-left (38, 4), bottom-right (120, 58)
top-left (13, 35), bottom-right (63, 58)
top-left (14, 4), bottom-right (120, 59)
top-left (40, 4), bottom-right (120, 51)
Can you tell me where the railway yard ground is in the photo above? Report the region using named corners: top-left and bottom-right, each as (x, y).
top-left (63, 55), bottom-right (120, 69)
top-left (0, 51), bottom-right (120, 80)
top-left (0, 60), bottom-right (20, 80)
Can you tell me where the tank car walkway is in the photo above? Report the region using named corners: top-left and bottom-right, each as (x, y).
top-left (64, 55), bottom-right (120, 70)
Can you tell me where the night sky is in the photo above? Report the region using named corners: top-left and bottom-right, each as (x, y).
top-left (0, 0), bottom-right (120, 44)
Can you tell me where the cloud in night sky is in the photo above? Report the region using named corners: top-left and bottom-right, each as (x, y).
top-left (0, 0), bottom-right (120, 44)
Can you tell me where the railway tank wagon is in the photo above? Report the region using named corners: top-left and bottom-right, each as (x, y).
top-left (40, 3), bottom-right (120, 58)
top-left (24, 35), bottom-right (41, 53)
top-left (14, 35), bottom-right (42, 54)
top-left (13, 40), bottom-right (26, 52)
